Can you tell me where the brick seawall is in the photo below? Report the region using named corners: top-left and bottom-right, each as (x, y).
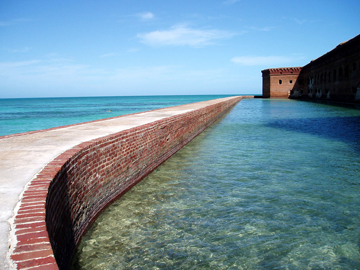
top-left (6, 96), bottom-right (243, 269)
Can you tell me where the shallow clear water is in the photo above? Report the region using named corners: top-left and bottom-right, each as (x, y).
top-left (0, 95), bottom-right (233, 136)
top-left (72, 99), bottom-right (360, 269)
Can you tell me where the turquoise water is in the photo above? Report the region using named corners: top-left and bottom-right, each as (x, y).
top-left (0, 95), bottom-right (234, 136)
top-left (71, 98), bottom-right (360, 269)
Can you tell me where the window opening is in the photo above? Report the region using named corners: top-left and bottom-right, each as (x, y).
top-left (339, 67), bottom-right (343, 77)
top-left (345, 65), bottom-right (349, 78)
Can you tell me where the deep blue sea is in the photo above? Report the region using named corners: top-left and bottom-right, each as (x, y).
top-left (0, 95), bottom-right (234, 136)
top-left (71, 98), bottom-right (360, 269)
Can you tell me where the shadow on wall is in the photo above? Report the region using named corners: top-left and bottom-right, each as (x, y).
top-left (46, 171), bottom-right (77, 270)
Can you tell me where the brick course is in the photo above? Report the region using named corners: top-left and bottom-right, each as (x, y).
top-left (10, 96), bottom-right (242, 269)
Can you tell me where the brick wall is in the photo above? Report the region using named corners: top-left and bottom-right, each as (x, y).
top-left (261, 67), bottom-right (302, 98)
top-left (10, 96), bottom-right (242, 269)
top-left (295, 35), bottom-right (360, 102)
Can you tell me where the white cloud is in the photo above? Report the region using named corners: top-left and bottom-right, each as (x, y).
top-left (137, 12), bottom-right (154, 21)
top-left (137, 24), bottom-right (236, 47)
top-left (223, 0), bottom-right (240, 5)
top-left (294, 18), bottom-right (307, 25)
top-left (100, 53), bottom-right (117, 58)
top-left (231, 56), bottom-right (296, 66)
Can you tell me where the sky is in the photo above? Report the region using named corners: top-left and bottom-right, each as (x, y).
top-left (0, 0), bottom-right (359, 98)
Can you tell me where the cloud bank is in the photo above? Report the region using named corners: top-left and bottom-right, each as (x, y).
top-left (137, 25), bottom-right (236, 47)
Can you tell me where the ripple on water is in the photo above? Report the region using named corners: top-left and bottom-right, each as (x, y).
top-left (72, 99), bottom-right (360, 269)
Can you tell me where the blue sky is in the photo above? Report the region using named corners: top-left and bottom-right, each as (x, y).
top-left (1, 0), bottom-right (359, 98)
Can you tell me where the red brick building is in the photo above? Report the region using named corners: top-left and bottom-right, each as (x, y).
top-left (261, 67), bottom-right (302, 98)
top-left (262, 34), bottom-right (360, 102)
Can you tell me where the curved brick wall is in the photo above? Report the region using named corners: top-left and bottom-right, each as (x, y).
top-left (10, 97), bottom-right (242, 269)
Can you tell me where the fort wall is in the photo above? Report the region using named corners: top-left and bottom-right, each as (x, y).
top-left (9, 96), bottom-right (242, 269)
top-left (296, 35), bottom-right (360, 101)
top-left (262, 34), bottom-right (360, 102)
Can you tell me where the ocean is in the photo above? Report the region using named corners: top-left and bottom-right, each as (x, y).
top-left (0, 95), bottom-right (235, 137)
top-left (2, 96), bottom-right (360, 269)
top-left (71, 98), bottom-right (360, 269)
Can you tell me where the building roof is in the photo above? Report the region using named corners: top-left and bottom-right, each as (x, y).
top-left (261, 67), bottom-right (302, 76)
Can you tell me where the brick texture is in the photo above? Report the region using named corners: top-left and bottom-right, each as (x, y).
top-left (261, 67), bottom-right (302, 98)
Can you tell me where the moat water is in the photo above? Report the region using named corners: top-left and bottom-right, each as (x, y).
top-left (71, 98), bottom-right (360, 269)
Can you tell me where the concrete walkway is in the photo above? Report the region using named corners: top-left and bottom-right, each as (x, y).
top-left (0, 96), bottom-right (242, 269)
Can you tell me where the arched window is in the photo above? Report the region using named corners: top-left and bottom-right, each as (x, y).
top-left (279, 79), bottom-right (282, 85)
